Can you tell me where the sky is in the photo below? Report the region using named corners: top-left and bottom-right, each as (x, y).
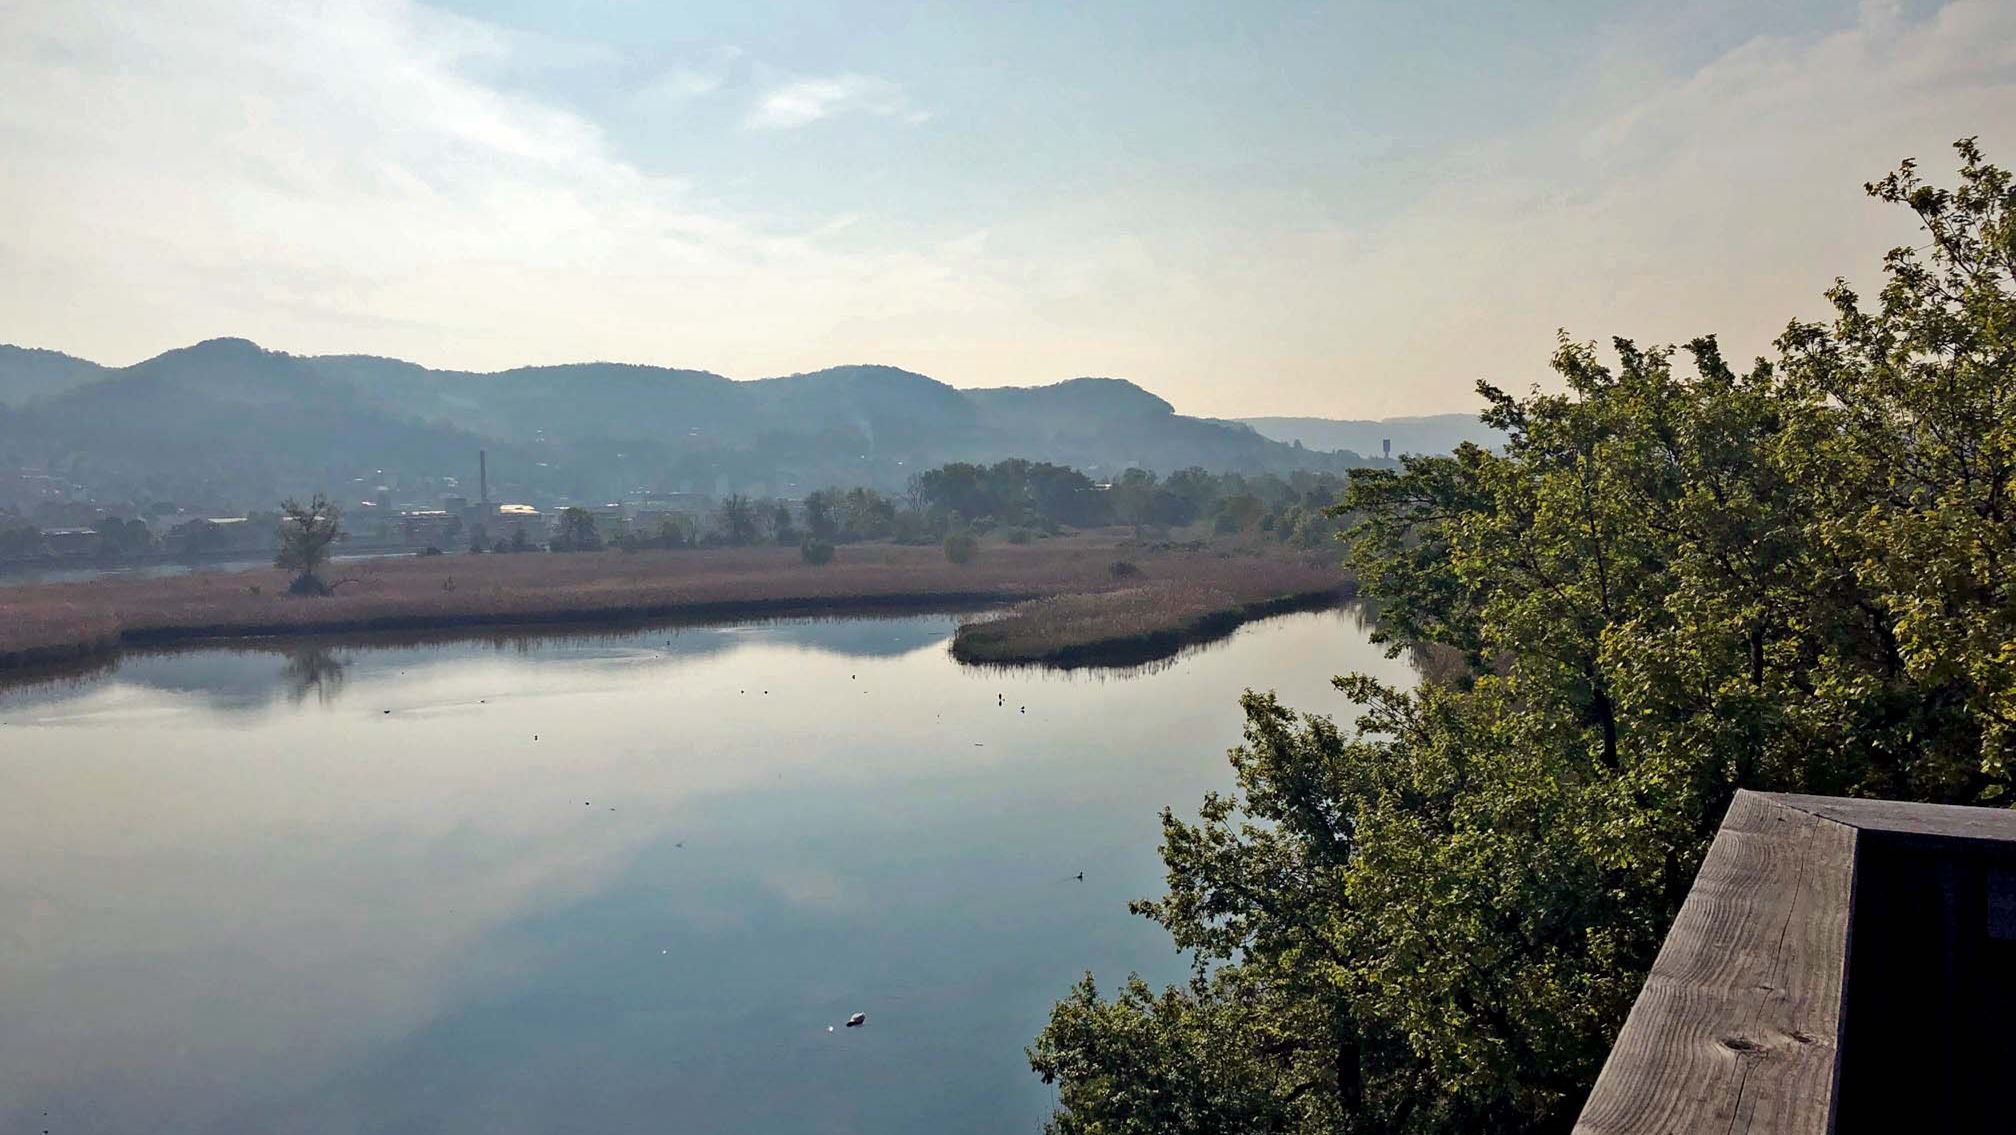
top-left (2, 0), bottom-right (2012, 418)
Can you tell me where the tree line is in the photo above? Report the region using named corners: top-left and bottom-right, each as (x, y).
top-left (1029, 141), bottom-right (2016, 1133)
top-left (531, 459), bottom-right (1363, 555)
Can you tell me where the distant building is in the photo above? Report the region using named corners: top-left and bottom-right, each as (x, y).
top-left (627, 491), bottom-right (711, 512)
top-left (587, 503), bottom-right (627, 540)
top-left (491, 504), bottom-right (543, 543)
top-left (42, 527), bottom-right (103, 559)
top-left (397, 510), bottom-right (463, 549)
top-left (165, 516), bottom-right (267, 557)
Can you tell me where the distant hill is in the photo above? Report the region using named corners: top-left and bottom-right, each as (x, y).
top-left (1241, 413), bottom-right (1501, 457)
top-left (1, 339), bottom-right (502, 509)
top-left (0, 345), bottom-right (107, 405)
top-left (0, 339), bottom-right (1401, 508)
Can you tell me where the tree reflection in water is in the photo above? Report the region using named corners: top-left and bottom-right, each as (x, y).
top-left (281, 646), bottom-right (349, 707)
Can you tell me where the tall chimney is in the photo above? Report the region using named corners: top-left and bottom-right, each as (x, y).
top-left (479, 449), bottom-right (488, 505)
top-left (1382, 438), bottom-right (1391, 459)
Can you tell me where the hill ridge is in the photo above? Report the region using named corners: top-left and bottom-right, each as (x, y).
top-left (0, 338), bottom-right (1401, 509)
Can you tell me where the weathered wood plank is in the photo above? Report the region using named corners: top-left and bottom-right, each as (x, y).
top-left (1574, 791), bottom-right (1855, 1135)
top-left (1762, 792), bottom-right (2016, 844)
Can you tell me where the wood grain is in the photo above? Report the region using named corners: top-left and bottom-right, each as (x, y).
top-left (1574, 791), bottom-right (1855, 1135)
top-left (1762, 792), bottom-right (2016, 845)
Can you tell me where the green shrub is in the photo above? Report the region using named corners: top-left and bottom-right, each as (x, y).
top-left (942, 532), bottom-right (979, 564)
top-left (800, 537), bottom-right (835, 566)
top-left (1108, 559), bottom-right (1141, 580)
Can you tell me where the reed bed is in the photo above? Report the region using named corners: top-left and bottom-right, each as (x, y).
top-left (949, 557), bottom-right (1349, 667)
top-left (0, 536), bottom-right (1345, 670)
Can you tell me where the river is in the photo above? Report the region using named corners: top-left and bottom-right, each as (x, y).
top-left (0, 608), bottom-right (1413, 1134)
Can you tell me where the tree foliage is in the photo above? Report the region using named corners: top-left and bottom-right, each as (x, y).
top-left (276, 493), bottom-right (342, 595)
top-left (1032, 141), bottom-right (2016, 1133)
top-left (769, 501), bottom-right (797, 545)
top-left (714, 493), bottom-right (758, 546)
top-left (550, 506), bottom-right (602, 552)
top-left (942, 530), bottom-right (978, 564)
top-left (914, 459), bottom-right (1105, 528)
top-left (94, 516), bottom-right (155, 557)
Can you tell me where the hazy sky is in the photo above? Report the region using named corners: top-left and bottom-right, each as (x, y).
top-left (3, 1), bottom-right (2012, 417)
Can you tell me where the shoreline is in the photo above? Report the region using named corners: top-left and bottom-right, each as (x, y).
top-left (111, 590), bottom-right (1023, 648)
top-left (0, 537), bottom-right (1350, 677)
top-left (950, 585), bottom-right (1351, 669)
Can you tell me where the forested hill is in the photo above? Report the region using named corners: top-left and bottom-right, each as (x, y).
top-left (0, 338), bottom-right (1397, 507)
top-left (0, 345), bottom-right (108, 406)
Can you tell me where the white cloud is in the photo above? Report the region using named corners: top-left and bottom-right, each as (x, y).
top-left (0, 0), bottom-right (992, 375)
top-left (634, 46), bottom-right (745, 105)
top-left (1101, 0), bottom-right (2016, 416)
top-left (743, 72), bottom-right (930, 130)
top-left (0, 0), bottom-right (2010, 418)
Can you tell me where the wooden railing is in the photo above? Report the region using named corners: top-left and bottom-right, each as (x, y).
top-left (1575, 790), bottom-right (2016, 1134)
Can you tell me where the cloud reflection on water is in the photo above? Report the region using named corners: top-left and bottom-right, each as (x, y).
top-left (0, 609), bottom-right (1412, 1134)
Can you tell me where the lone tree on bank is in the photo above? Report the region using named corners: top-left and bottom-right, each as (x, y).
top-left (276, 494), bottom-right (343, 595)
top-left (550, 506), bottom-right (602, 552)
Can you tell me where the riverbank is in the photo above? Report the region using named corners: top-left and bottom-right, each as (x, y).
top-left (0, 535), bottom-right (1348, 673)
top-left (949, 574), bottom-right (1352, 668)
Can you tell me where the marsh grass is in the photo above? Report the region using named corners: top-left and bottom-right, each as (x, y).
top-left (0, 536), bottom-right (1347, 670)
top-left (949, 556), bottom-right (1349, 667)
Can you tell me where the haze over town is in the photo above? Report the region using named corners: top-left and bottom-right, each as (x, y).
top-left (6, 3), bottom-right (2016, 1134)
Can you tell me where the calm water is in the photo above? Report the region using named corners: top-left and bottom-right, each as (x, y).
top-left (0, 610), bottom-right (1412, 1134)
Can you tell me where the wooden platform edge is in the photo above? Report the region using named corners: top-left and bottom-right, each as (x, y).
top-left (1757, 791), bottom-right (2016, 845)
top-left (1573, 790), bottom-right (1856, 1135)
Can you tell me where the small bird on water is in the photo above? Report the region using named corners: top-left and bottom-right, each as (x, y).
top-left (845, 1012), bottom-right (867, 1028)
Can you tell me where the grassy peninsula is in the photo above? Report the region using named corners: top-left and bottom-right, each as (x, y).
top-left (0, 533), bottom-right (1347, 673)
top-left (949, 568), bottom-right (1350, 667)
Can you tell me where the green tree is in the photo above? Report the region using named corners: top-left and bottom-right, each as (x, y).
top-left (800, 536), bottom-right (835, 565)
top-left (94, 516), bottom-right (153, 558)
top-left (1032, 141), bottom-right (2016, 1134)
top-left (803, 491), bottom-right (839, 540)
top-left (1032, 969), bottom-right (1316, 1135)
top-left (0, 521), bottom-right (46, 559)
top-left (715, 493), bottom-right (758, 545)
top-left (841, 487), bottom-right (897, 540)
top-left (1107, 468), bottom-right (1161, 529)
top-left (769, 500), bottom-right (797, 545)
top-left (1162, 466), bottom-right (1219, 519)
top-left (276, 494), bottom-right (343, 595)
top-left (942, 530), bottom-right (978, 564)
top-left (1786, 137), bottom-right (2016, 781)
top-left (550, 506), bottom-right (602, 552)
top-left (1208, 491), bottom-right (1265, 535)
top-left (652, 516), bottom-right (692, 549)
